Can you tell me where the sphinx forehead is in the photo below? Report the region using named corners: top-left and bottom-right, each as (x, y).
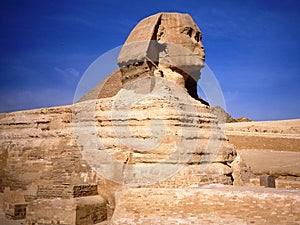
top-left (118, 12), bottom-right (203, 67)
top-left (124, 12), bottom-right (201, 44)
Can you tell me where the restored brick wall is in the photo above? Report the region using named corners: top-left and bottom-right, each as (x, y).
top-left (0, 106), bottom-right (100, 195)
top-left (37, 184), bottom-right (98, 199)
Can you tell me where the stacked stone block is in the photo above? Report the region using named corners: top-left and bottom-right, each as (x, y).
top-left (37, 184), bottom-right (98, 199)
top-left (27, 184), bottom-right (107, 225)
top-left (5, 203), bottom-right (27, 220)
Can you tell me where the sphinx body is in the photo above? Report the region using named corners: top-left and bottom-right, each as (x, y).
top-left (0, 12), bottom-right (237, 224)
top-left (75, 12), bottom-right (236, 186)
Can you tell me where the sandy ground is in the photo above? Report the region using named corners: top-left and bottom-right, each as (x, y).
top-left (238, 149), bottom-right (300, 177)
top-left (225, 118), bottom-right (300, 137)
top-left (225, 119), bottom-right (300, 152)
top-left (225, 119), bottom-right (300, 184)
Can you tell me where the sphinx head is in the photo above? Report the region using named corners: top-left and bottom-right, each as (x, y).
top-left (156, 13), bottom-right (205, 72)
top-left (117, 12), bottom-right (205, 100)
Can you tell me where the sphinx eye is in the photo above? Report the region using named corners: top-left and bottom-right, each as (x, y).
top-left (182, 27), bottom-right (193, 37)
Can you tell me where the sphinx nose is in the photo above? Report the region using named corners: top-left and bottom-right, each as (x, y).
top-left (194, 46), bottom-right (205, 60)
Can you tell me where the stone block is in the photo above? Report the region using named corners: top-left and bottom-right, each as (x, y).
top-left (260, 174), bottom-right (275, 188)
top-left (37, 184), bottom-right (98, 199)
top-left (73, 184), bottom-right (98, 198)
top-left (26, 195), bottom-right (107, 225)
top-left (5, 203), bottom-right (27, 220)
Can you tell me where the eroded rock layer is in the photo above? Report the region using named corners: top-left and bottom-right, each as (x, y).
top-left (74, 83), bottom-right (236, 187)
top-left (0, 95), bottom-right (235, 223)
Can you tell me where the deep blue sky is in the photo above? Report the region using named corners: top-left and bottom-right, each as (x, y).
top-left (1, 0), bottom-right (300, 121)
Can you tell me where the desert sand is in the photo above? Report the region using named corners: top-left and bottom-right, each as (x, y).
top-left (225, 119), bottom-right (300, 152)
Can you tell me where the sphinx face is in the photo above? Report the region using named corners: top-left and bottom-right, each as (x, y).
top-left (118, 13), bottom-right (205, 71)
top-left (117, 13), bottom-right (205, 100)
top-left (156, 13), bottom-right (205, 73)
top-left (178, 26), bottom-right (205, 62)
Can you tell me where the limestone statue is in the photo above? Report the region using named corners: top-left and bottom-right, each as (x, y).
top-left (0, 12), bottom-right (239, 224)
top-left (80, 12), bottom-right (208, 104)
top-left (74, 12), bottom-right (236, 186)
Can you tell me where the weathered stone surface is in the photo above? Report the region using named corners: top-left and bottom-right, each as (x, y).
top-left (0, 94), bottom-right (235, 222)
top-left (117, 13), bottom-right (161, 67)
top-left (260, 174), bottom-right (275, 188)
top-left (5, 203), bottom-right (27, 220)
top-left (111, 186), bottom-right (300, 224)
top-left (78, 69), bottom-right (122, 102)
top-left (26, 195), bottom-right (107, 225)
top-left (231, 153), bottom-right (255, 186)
top-left (118, 13), bottom-right (205, 71)
top-left (37, 184), bottom-right (98, 199)
top-left (0, 188), bottom-right (26, 211)
top-left (276, 179), bottom-right (300, 190)
top-left (74, 91), bottom-right (235, 186)
top-left (0, 106), bottom-right (111, 224)
top-left (211, 106), bottom-right (252, 123)
top-left (0, 106), bottom-right (99, 192)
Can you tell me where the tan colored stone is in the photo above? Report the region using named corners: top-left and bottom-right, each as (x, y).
top-left (231, 153), bottom-right (255, 186)
top-left (111, 186), bottom-right (300, 224)
top-left (26, 196), bottom-right (107, 225)
top-left (78, 69), bottom-right (122, 102)
top-left (117, 13), bottom-right (205, 101)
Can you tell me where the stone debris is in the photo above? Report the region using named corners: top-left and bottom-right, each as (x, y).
top-left (260, 174), bottom-right (276, 188)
